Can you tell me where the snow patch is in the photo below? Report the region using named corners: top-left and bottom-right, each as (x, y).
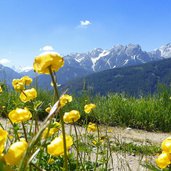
top-left (17, 66), bottom-right (33, 73)
top-left (123, 59), bottom-right (128, 65)
top-left (106, 59), bottom-right (112, 68)
top-left (131, 55), bottom-right (136, 60)
top-left (159, 44), bottom-right (171, 58)
top-left (75, 56), bottom-right (85, 63)
top-left (137, 55), bottom-right (146, 63)
top-left (91, 50), bottom-right (110, 71)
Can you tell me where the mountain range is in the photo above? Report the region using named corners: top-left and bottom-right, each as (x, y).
top-left (0, 43), bottom-right (171, 93)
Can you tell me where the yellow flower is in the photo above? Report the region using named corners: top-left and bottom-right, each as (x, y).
top-left (107, 128), bottom-right (113, 133)
top-left (12, 79), bottom-right (24, 92)
top-left (42, 128), bottom-right (59, 139)
top-left (162, 137), bottom-right (171, 153)
top-left (156, 151), bottom-right (171, 169)
top-left (48, 158), bottom-right (55, 164)
top-left (21, 76), bottom-right (32, 86)
top-left (47, 134), bottom-right (73, 156)
top-left (52, 121), bottom-right (61, 128)
top-left (4, 139), bottom-right (28, 166)
top-left (45, 107), bottom-right (51, 113)
top-left (12, 76), bottom-right (32, 92)
top-left (19, 88), bottom-right (37, 102)
top-left (63, 110), bottom-right (80, 123)
top-left (8, 107), bottom-right (32, 123)
top-left (42, 122), bottom-right (61, 139)
top-left (0, 128), bottom-right (8, 154)
top-left (87, 122), bottom-right (97, 132)
top-left (92, 138), bottom-right (104, 145)
top-left (33, 52), bottom-right (64, 74)
top-left (84, 103), bottom-right (96, 113)
top-left (59, 94), bottom-right (72, 108)
top-left (9, 135), bottom-right (14, 141)
top-left (0, 86), bottom-right (2, 93)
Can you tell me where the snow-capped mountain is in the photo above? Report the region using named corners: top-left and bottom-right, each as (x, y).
top-left (64, 44), bottom-right (167, 72)
top-left (1, 43), bottom-right (171, 89)
top-left (158, 43), bottom-right (171, 58)
top-left (19, 43), bottom-right (171, 87)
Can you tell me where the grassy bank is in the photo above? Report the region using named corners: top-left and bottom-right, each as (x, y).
top-left (1, 85), bottom-right (171, 132)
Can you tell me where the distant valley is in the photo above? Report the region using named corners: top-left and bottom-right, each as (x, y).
top-left (63, 58), bottom-right (171, 96)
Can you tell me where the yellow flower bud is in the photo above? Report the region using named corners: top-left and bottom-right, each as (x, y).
top-left (48, 158), bottom-right (55, 164)
top-left (92, 138), bottom-right (104, 145)
top-left (8, 107), bottom-right (32, 123)
top-left (45, 107), bottom-right (51, 113)
top-left (21, 76), bottom-right (32, 86)
top-left (42, 122), bottom-right (61, 139)
top-left (47, 135), bottom-right (73, 156)
top-left (19, 88), bottom-right (37, 102)
top-left (0, 86), bottom-right (2, 93)
top-left (84, 103), bottom-right (96, 113)
top-left (87, 122), bottom-right (97, 132)
top-left (63, 110), bottom-right (80, 123)
top-left (156, 151), bottom-right (171, 169)
top-left (53, 122), bottom-right (61, 128)
top-left (162, 137), bottom-right (171, 153)
top-left (33, 52), bottom-right (64, 74)
top-left (42, 128), bottom-right (58, 139)
top-left (12, 79), bottom-right (25, 92)
top-left (4, 139), bottom-right (28, 166)
top-left (59, 94), bottom-right (72, 108)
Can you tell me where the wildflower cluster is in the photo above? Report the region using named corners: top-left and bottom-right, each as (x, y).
top-left (0, 74), bottom-right (38, 167)
top-left (0, 51), bottom-right (114, 171)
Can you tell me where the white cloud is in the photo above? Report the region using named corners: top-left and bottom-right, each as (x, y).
top-left (39, 46), bottom-right (62, 56)
top-left (0, 58), bottom-right (11, 65)
top-left (80, 20), bottom-right (91, 27)
top-left (40, 45), bottom-right (54, 51)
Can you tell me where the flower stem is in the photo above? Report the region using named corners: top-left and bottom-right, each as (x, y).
top-left (94, 124), bottom-right (100, 171)
top-left (22, 122), bottom-right (28, 142)
top-left (8, 118), bottom-right (20, 141)
top-left (48, 66), bottom-right (68, 171)
top-left (60, 113), bottom-right (68, 171)
top-left (73, 122), bottom-right (79, 170)
top-left (48, 66), bottom-right (59, 100)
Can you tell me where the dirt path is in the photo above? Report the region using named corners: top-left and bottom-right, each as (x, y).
top-left (101, 126), bottom-right (170, 170)
top-left (2, 118), bottom-right (169, 144)
top-left (66, 125), bottom-right (170, 170)
top-left (105, 126), bottom-right (171, 144)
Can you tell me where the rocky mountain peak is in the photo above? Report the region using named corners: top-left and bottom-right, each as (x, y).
top-left (159, 43), bottom-right (171, 58)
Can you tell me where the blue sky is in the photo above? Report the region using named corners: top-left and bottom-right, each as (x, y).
top-left (0, 0), bottom-right (171, 69)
